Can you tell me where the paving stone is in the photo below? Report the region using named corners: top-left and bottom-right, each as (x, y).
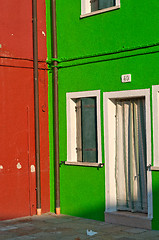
top-left (137, 230), bottom-right (159, 239)
top-left (0, 234), bottom-right (18, 240)
top-left (13, 223), bottom-right (33, 228)
top-left (0, 226), bottom-right (18, 231)
top-left (123, 228), bottom-right (147, 234)
top-left (116, 238), bottom-right (138, 240)
top-left (8, 236), bottom-right (36, 240)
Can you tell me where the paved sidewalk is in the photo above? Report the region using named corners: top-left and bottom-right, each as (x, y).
top-left (0, 213), bottom-right (159, 240)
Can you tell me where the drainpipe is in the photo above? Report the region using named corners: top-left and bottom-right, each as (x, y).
top-left (52, 0), bottom-right (60, 215)
top-left (32, 0), bottom-right (41, 216)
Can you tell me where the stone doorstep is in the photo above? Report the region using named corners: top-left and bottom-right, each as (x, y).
top-left (105, 211), bottom-right (151, 230)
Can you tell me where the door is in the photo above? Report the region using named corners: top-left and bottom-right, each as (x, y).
top-left (116, 98), bottom-right (148, 213)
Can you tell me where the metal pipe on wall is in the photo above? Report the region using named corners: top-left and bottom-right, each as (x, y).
top-left (52, 0), bottom-right (60, 215)
top-left (32, 0), bottom-right (41, 216)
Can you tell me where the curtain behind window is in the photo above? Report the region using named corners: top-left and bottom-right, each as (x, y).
top-left (116, 98), bottom-right (147, 213)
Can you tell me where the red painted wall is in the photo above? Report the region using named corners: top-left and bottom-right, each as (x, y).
top-left (0, 0), bottom-right (50, 220)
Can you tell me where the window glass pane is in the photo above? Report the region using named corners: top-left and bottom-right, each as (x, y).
top-left (99, 0), bottom-right (115, 10)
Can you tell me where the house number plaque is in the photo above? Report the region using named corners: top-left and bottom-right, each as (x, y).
top-left (121, 74), bottom-right (131, 83)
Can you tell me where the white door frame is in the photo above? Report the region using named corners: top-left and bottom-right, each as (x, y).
top-left (103, 89), bottom-right (153, 219)
top-left (152, 85), bottom-right (159, 167)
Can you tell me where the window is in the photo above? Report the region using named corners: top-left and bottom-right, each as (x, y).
top-left (81, 0), bottom-right (120, 17)
top-left (76, 97), bottom-right (97, 163)
top-left (66, 90), bottom-right (102, 165)
top-left (91, 0), bottom-right (115, 12)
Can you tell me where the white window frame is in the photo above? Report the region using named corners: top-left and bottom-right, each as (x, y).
top-left (103, 89), bottom-right (153, 219)
top-left (66, 90), bottom-right (102, 166)
top-left (152, 85), bottom-right (159, 169)
top-left (81, 0), bottom-right (120, 18)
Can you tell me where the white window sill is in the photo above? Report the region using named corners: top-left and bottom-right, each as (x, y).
top-left (150, 166), bottom-right (159, 171)
top-left (80, 5), bottom-right (120, 19)
top-left (63, 161), bottom-right (104, 168)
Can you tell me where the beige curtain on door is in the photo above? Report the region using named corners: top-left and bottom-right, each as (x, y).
top-left (116, 98), bottom-right (147, 213)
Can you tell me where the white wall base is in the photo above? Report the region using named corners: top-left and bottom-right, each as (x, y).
top-left (105, 211), bottom-right (151, 230)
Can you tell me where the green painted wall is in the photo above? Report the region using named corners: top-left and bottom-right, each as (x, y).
top-left (56, 0), bottom-right (159, 60)
top-left (46, 0), bottom-right (159, 227)
top-left (152, 172), bottom-right (159, 229)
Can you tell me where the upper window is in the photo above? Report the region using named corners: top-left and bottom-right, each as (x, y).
top-left (66, 90), bottom-right (102, 165)
top-left (91, 0), bottom-right (115, 12)
top-left (81, 0), bottom-right (120, 17)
